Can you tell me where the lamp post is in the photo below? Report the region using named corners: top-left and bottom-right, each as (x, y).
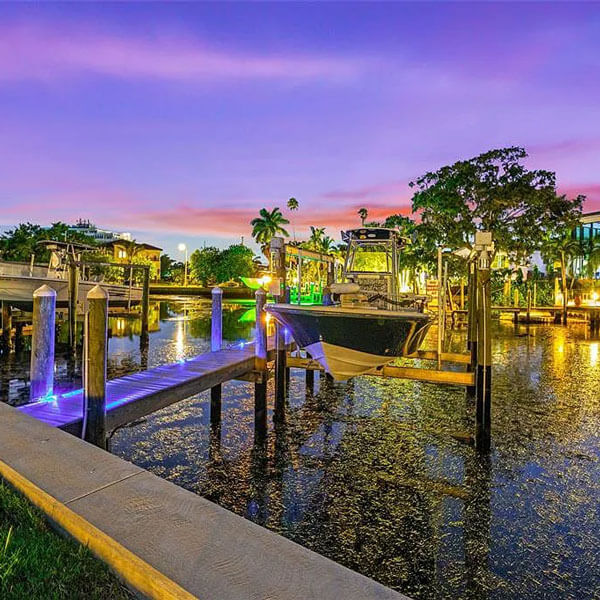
top-left (178, 243), bottom-right (188, 287)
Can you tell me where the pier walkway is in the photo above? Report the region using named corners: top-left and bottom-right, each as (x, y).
top-left (18, 340), bottom-right (278, 433)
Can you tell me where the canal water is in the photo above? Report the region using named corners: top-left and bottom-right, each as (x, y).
top-left (2, 297), bottom-right (600, 600)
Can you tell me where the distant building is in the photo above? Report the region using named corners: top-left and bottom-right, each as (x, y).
top-left (572, 211), bottom-right (600, 278)
top-left (101, 240), bottom-right (162, 281)
top-left (69, 219), bottom-right (132, 243)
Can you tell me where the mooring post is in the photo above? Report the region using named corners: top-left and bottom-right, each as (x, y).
top-left (474, 233), bottom-right (492, 452)
top-left (68, 260), bottom-right (79, 352)
top-left (526, 287), bottom-right (532, 324)
top-left (141, 266), bottom-right (150, 339)
top-left (1, 301), bottom-right (13, 353)
top-left (305, 353), bottom-right (315, 396)
top-left (466, 261), bottom-right (477, 397)
top-left (30, 285), bottom-right (56, 401)
top-left (210, 287), bottom-right (223, 428)
top-left (84, 285), bottom-right (108, 449)
top-left (271, 237), bottom-right (287, 422)
top-left (437, 247), bottom-right (444, 367)
top-left (254, 289), bottom-right (268, 436)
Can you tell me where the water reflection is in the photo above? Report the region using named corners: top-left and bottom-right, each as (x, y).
top-left (3, 301), bottom-right (600, 598)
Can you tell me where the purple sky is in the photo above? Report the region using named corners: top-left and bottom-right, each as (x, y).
top-left (1, 2), bottom-right (599, 257)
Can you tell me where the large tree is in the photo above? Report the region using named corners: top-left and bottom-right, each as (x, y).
top-left (215, 244), bottom-right (256, 283)
top-left (189, 246), bottom-right (221, 286)
top-left (410, 147), bottom-right (584, 264)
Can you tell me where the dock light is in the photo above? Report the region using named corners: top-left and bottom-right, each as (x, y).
top-left (592, 291), bottom-right (599, 305)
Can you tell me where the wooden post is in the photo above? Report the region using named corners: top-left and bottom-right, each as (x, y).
top-left (68, 260), bottom-right (79, 352)
top-left (1, 301), bottom-right (12, 353)
top-left (437, 247), bottom-right (443, 368)
top-left (210, 287), bottom-right (223, 428)
top-left (466, 262), bottom-right (477, 397)
top-left (270, 237), bottom-right (287, 422)
top-left (474, 235), bottom-right (492, 452)
top-left (460, 277), bottom-right (465, 310)
top-left (526, 287), bottom-right (532, 324)
top-left (296, 252), bottom-right (302, 305)
top-left (305, 353), bottom-right (315, 396)
top-left (533, 282), bottom-right (537, 308)
top-left (30, 285), bottom-right (56, 401)
top-left (254, 289), bottom-right (268, 437)
top-left (141, 266), bottom-right (150, 339)
top-left (84, 285), bottom-right (108, 449)
top-left (513, 288), bottom-right (519, 308)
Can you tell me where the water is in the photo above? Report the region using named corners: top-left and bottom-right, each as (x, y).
top-left (2, 298), bottom-right (600, 599)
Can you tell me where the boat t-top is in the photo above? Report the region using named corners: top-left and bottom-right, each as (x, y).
top-left (266, 227), bottom-right (432, 380)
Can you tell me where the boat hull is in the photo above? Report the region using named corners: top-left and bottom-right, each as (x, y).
top-left (0, 275), bottom-right (142, 310)
top-left (266, 304), bottom-right (431, 380)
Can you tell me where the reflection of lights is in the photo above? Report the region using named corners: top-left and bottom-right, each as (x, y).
top-left (591, 343), bottom-right (598, 367)
top-left (260, 275), bottom-right (272, 285)
top-left (175, 319), bottom-right (185, 361)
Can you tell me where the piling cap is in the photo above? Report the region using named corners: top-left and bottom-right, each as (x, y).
top-left (212, 286), bottom-right (223, 295)
top-left (87, 284), bottom-right (109, 300)
top-left (33, 284), bottom-right (57, 297)
top-left (255, 288), bottom-right (266, 297)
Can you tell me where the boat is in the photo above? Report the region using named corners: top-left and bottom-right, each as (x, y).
top-left (265, 227), bottom-right (431, 380)
top-left (0, 241), bottom-right (142, 310)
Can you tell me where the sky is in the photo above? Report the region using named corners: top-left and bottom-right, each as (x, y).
top-left (0, 2), bottom-right (599, 257)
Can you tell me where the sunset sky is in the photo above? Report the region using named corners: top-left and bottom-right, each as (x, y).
top-left (1, 2), bottom-right (599, 257)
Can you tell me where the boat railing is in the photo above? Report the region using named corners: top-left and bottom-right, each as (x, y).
top-left (0, 261), bottom-right (61, 279)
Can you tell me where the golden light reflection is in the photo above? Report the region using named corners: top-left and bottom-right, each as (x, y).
top-left (175, 319), bottom-right (185, 361)
top-left (590, 342), bottom-right (598, 367)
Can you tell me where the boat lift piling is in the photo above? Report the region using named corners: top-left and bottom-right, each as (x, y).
top-left (254, 289), bottom-right (268, 438)
top-left (68, 259), bottom-right (79, 353)
top-left (271, 237), bottom-right (288, 421)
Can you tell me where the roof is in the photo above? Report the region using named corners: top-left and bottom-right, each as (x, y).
top-left (581, 211), bottom-right (600, 224)
top-left (101, 240), bottom-right (162, 251)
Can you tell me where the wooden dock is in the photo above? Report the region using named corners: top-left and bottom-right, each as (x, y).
top-left (18, 340), bottom-right (279, 434)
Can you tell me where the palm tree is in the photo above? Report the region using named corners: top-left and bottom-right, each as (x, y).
top-left (251, 207), bottom-right (290, 258)
top-left (358, 207), bottom-right (368, 225)
top-left (287, 197), bottom-right (299, 241)
top-left (541, 233), bottom-right (581, 323)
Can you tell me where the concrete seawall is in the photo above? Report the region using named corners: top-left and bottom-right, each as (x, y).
top-left (0, 402), bottom-right (409, 600)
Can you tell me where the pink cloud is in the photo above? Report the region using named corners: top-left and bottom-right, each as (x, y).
top-left (0, 23), bottom-right (362, 84)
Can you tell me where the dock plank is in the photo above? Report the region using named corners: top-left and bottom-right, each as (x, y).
top-left (17, 340), bottom-right (281, 432)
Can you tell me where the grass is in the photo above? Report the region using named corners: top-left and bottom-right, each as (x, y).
top-left (0, 481), bottom-right (132, 600)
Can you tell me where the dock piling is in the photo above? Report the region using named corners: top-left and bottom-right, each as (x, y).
top-left (474, 233), bottom-right (492, 452)
top-left (1, 301), bottom-right (13, 353)
top-left (254, 289), bottom-right (268, 436)
top-left (210, 287), bottom-right (223, 427)
top-left (271, 236), bottom-right (288, 421)
top-left (84, 285), bottom-right (109, 449)
top-left (466, 262), bottom-right (477, 397)
top-left (141, 266), bottom-right (150, 340)
top-left (68, 260), bottom-right (79, 352)
top-left (30, 285), bottom-right (56, 401)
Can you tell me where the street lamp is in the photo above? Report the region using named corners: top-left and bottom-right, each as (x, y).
top-left (178, 243), bottom-right (188, 286)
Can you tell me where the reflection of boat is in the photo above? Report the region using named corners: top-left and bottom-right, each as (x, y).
top-left (0, 241), bottom-right (142, 309)
top-left (266, 228), bottom-right (431, 379)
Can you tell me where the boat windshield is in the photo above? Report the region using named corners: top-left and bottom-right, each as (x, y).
top-left (347, 243), bottom-right (392, 273)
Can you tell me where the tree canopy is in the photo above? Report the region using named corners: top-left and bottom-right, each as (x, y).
top-left (189, 244), bottom-right (257, 286)
top-left (0, 222), bottom-right (96, 262)
top-left (410, 147), bottom-right (584, 264)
